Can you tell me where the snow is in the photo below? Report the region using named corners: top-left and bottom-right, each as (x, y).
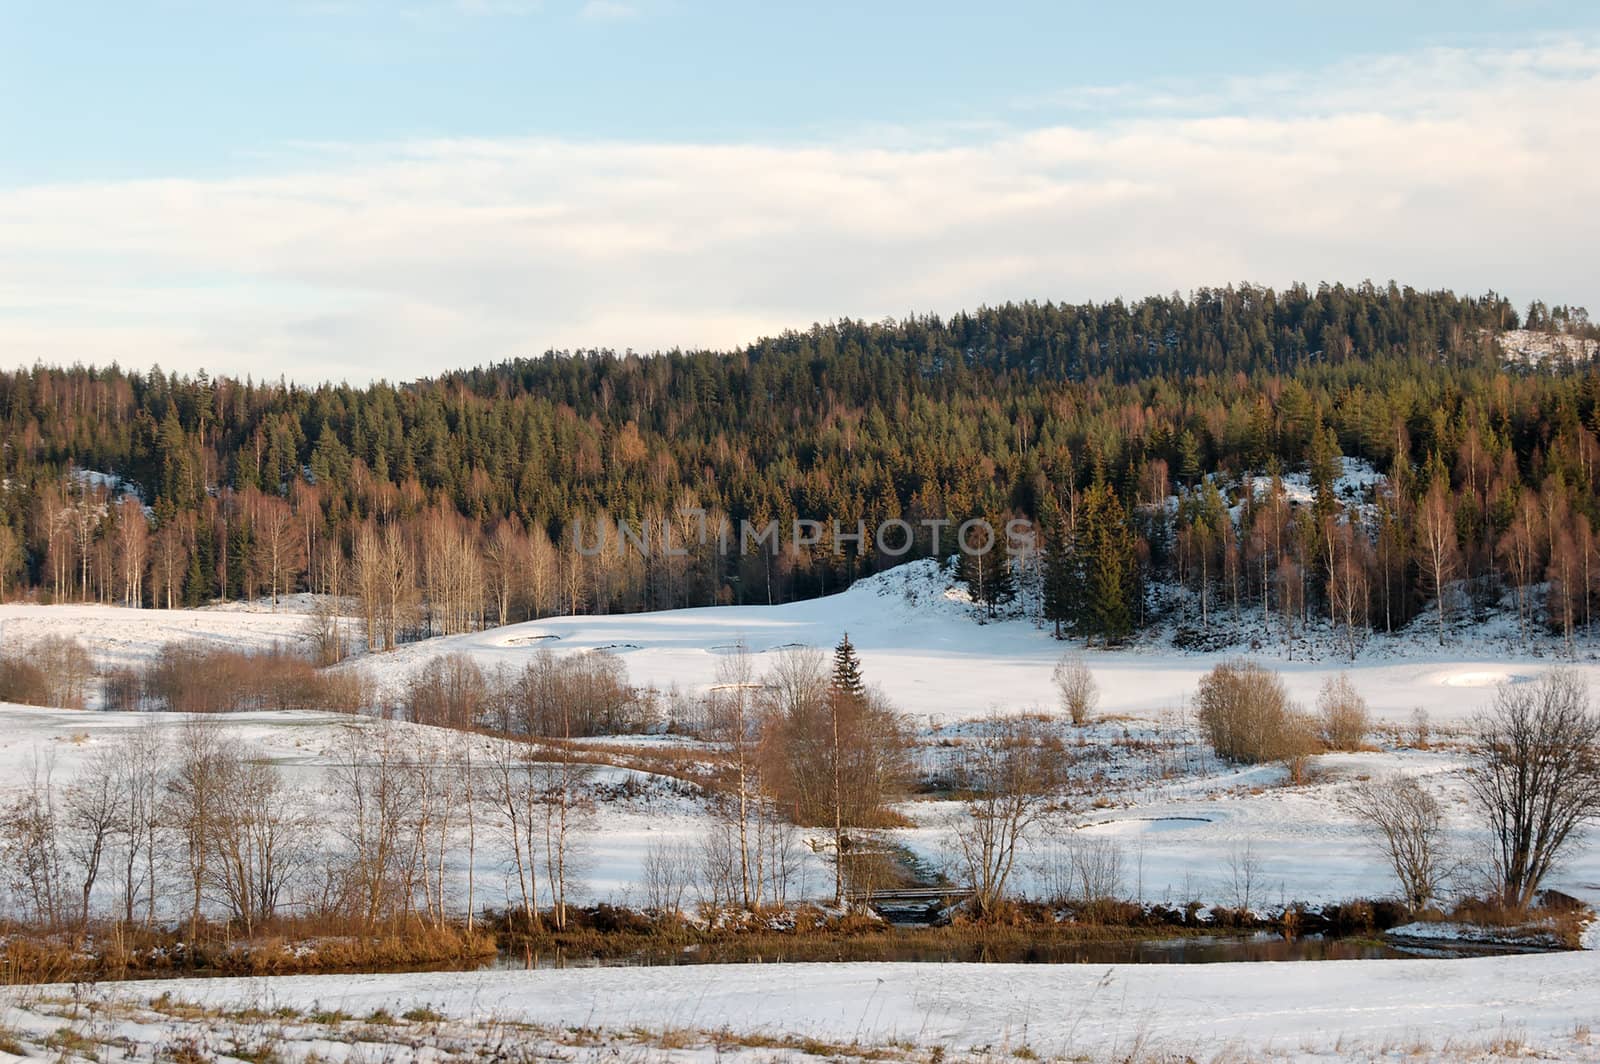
top-left (292, 558), bottom-right (1600, 727)
top-left (7, 557), bottom-right (1598, 730)
top-left (7, 952), bottom-right (1600, 1061)
top-left (1497, 327), bottom-right (1600, 367)
top-left (6, 570), bottom-right (1600, 1058)
top-left (0, 601), bottom-right (322, 674)
top-left (7, 563), bottom-right (1600, 912)
top-left (1244, 456), bottom-right (1385, 510)
top-left (0, 707), bottom-right (772, 916)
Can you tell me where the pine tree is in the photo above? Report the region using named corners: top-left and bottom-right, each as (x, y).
top-left (830, 633), bottom-right (865, 699)
top-left (826, 632), bottom-right (865, 904)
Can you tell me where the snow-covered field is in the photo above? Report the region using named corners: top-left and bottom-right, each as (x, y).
top-left (0, 707), bottom-right (785, 914)
top-left (4, 560), bottom-right (1594, 726)
top-left (5, 563), bottom-right (1600, 907)
top-left (6, 566), bottom-right (1600, 1061)
top-left (5, 951), bottom-right (1600, 1062)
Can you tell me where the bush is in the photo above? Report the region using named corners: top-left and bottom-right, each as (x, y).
top-left (1051, 653), bottom-right (1098, 726)
top-left (1194, 658), bottom-right (1318, 766)
top-left (0, 636), bottom-right (92, 708)
top-left (99, 666), bottom-right (144, 711)
top-left (143, 642), bottom-right (371, 713)
top-left (1318, 674), bottom-right (1370, 751)
top-left (0, 657), bottom-right (54, 707)
top-left (405, 654), bottom-right (491, 728)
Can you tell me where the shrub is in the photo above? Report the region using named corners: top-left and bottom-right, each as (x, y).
top-left (0, 636), bottom-right (92, 708)
top-left (143, 642), bottom-right (371, 713)
top-left (1194, 658), bottom-right (1318, 766)
top-left (1051, 653), bottom-right (1098, 726)
top-left (0, 657), bottom-right (53, 707)
top-left (405, 654), bottom-right (491, 729)
top-left (99, 666), bottom-right (144, 711)
top-left (1318, 674), bottom-right (1370, 751)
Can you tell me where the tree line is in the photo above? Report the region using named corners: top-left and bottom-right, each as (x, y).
top-left (2, 282), bottom-right (1598, 651)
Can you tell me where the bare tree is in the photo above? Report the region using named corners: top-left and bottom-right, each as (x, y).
top-left (406, 653), bottom-right (492, 730)
top-left (1415, 484), bottom-right (1460, 646)
top-left (1344, 774), bottom-right (1451, 912)
top-left (951, 714), bottom-right (1067, 917)
top-left (641, 837), bottom-right (694, 916)
top-left (486, 736), bottom-right (544, 931)
top-left (353, 522), bottom-right (418, 651)
top-left (421, 508), bottom-right (484, 637)
top-left (333, 724), bottom-right (421, 927)
top-left (707, 643), bottom-right (762, 908)
top-left (112, 720), bottom-right (168, 925)
top-left (63, 748), bottom-right (122, 925)
top-left (150, 514), bottom-right (193, 610)
top-left (114, 498), bottom-right (149, 607)
top-left (208, 752), bottom-right (310, 935)
top-left (695, 817), bottom-right (743, 915)
top-left (1223, 841), bottom-right (1264, 912)
top-left (1325, 518), bottom-right (1372, 660)
top-left (165, 715), bottom-right (227, 943)
top-left (538, 693), bottom-right (593, 931)
top-left (1051, 653), bottom-right (1099, 726)
top-left (250, 493), bottom-right (303, 606)
top-left (758, 645), bottom-right (910, 904)
top-left (0, 753), bottom-right (67, 927)
top-left (484, 519), bottom-right (527, 625)
top-left (1466, 670), bottom-right (1600, 908)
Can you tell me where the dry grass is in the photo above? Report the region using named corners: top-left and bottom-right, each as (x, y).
top-left (0, 918), bottom-right (495, 984)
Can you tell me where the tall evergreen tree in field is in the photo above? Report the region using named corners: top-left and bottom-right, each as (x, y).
top-left (830, 632), bottom-right (865, 699)
top-left (827, 632), bottom-right (864, 903)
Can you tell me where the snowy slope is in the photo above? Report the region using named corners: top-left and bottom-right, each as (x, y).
top-left (5, 560), bottom-right (1594, 726)
top-left (348, 558), bottom-right (1600, 726)
top-left (0, 599), bottom-right (322, 671)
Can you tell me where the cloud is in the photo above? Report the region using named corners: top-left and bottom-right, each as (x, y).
top-left (2, 38), bottom-right (1598, 383)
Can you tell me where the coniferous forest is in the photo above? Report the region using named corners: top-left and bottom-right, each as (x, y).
top-left (2, 280), bottom-right (1599, 651)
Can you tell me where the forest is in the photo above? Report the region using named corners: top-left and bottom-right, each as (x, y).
top-left (2, 280), bottom-right (1599, 650)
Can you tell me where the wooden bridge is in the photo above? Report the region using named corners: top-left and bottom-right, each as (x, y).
top-left (854, 886), bottom-right (974, 921)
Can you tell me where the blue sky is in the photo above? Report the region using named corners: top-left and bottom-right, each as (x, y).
top-left (6, 1), bottom-right (1599, 183)
top-left (2, 2), bottom-right (1599, 380)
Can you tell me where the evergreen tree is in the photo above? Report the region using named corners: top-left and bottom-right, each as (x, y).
top-left (1042, 507), bottom-right (1079, 639)
top-left (830, 633), bottom-right (865, 699)
top-left (959, 537), bottom-right (1016, 619)
top-left (1077, 483), bottom-right (1136, 644)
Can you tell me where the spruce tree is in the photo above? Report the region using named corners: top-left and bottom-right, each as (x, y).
top-left (830, 633), bottom-right (865, 699)
top-left (826, 632), bottom-right (865, 904)
top-left (960, 543), bottom-right (1015, 619)
top-left (1043, 507), bottom-right (1079, 639)
top-left (1078, 483), bottom-right (1135, 644)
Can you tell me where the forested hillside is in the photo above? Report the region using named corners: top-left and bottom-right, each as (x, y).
top-left (2, 281), bottom-right (1598, 651)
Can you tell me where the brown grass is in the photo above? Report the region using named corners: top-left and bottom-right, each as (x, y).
top-left (0, 918), bottom-right (494, 984)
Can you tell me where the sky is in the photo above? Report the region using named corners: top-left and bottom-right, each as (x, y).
top-left (2, 1), bottom-right (1599, 383)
